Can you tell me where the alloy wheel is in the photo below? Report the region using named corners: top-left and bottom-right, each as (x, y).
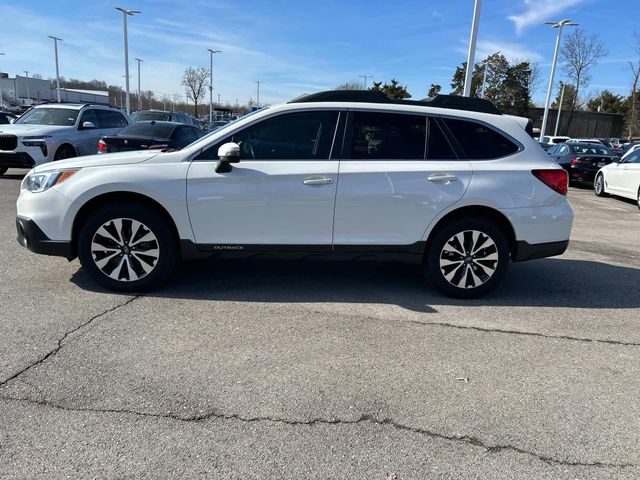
top-left (91, 218), bottom-right (160, 282)
top-left (595, 175), bottom-right (603, 195)
top-left (439, 230), bottom-right (499, 289)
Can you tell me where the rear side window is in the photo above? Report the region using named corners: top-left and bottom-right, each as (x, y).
top-left (96, 110), bottom-right (128, 128)
top-left (346, 112), bottom-right (426, 160)
top-left (427, 119), bottom-right (456, 159)
top-left (442, 118), bottom-right (519, 159)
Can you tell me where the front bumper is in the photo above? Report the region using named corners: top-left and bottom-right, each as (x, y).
top-left (0, 152), bottom-right (35, 169)
top-left (16, 216), bottom-right (73, 258)
top-left (513, 240), bottom-right (569, 262)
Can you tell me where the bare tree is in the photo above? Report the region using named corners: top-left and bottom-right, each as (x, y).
top-left (181, 67), bottom-right (208, 116)
top-left (335, 81), bottom-right (364, 90)
top-left (628, 31), bottom-right (640, 139)
top-left (560, 29), bottom-right (607, 111)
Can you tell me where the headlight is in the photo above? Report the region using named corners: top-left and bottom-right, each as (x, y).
top-left (22, 169), bottom-right (79, 193)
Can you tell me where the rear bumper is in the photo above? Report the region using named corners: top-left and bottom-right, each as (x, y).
top-left (16, 216), bottom-right (73, 258)
top-left (513, 240), bottom-right (569, 262)
top-left (0, 152), bottom-right (35, 169)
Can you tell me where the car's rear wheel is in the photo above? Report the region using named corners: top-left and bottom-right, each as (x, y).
top-left (0, 167), bottom-right (7, 176)
top-left (54, 145), bottom-right (76, 161)
top-left (637, 187), bottom-right (640, 210)
top-left (594, 173), bottom-right (608, 197)
top-left (77, 203), bottom-right (177, 292)
top-left (425, 218), bottom-right (509, 298)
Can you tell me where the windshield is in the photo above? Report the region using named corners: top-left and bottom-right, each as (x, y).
top-left (574, 145), bottom-right (614, 155)
top-left (130, 111), bottom-right (171, 122)
top-left (15, 108), bottom-right (79, 126)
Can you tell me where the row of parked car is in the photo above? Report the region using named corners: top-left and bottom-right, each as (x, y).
top-left (0, 102), bottom-right (228, 175)
top-left (541, 136), bottom-right (640, 208)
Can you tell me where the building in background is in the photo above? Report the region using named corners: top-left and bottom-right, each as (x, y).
top-left (0, 73), bottom-right (108, 110)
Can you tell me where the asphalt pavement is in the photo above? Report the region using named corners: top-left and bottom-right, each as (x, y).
top-left (0, 170), bottom-right (639, 479)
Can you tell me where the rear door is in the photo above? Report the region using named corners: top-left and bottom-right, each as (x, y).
top-left (332, 111), bottom-right (472, 247)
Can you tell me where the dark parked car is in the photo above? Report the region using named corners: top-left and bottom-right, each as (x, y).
top-left (547, 142), bottom-right (619, 185)
top-left (129, 109), bottom-right (194, 126)
top-left (0, 111), bottom-right (17, 124)
top-left (97, 121), bottom-right (205, 153)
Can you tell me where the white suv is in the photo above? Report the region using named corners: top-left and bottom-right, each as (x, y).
top-left (0, 103), bottom-right (129, 175)
top-left (15, 91), bottom-right (573, 297)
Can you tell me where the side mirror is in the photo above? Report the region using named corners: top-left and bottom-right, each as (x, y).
top-left (81, 121), bottom-right (96, 129)
top-left (216, 142), bottom-right (240, 173)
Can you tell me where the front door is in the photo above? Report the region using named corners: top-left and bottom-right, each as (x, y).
top-left (186, 110), bottom-right (341, 247)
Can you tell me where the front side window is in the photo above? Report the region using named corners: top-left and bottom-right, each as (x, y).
top-left (80, 109), bottom-right (99, 127)
top-left (346, 111), bottom-right (426, 160)
top-left (96, 110), bottom-right (128, 128)
top-left (199, 111), bottom-right (339, 161)
top-left (625, 152), bottom-right (640, 164)
top-left (15, 108), bottom-right (79, 126)
top-left (442, 118), bottom-right (519, 160)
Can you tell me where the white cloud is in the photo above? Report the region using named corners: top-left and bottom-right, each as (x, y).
top-left (508, 0), bottom-right (586, 34)
top-left (456, 40), bottom-right (542, 63)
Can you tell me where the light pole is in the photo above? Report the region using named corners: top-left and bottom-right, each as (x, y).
top-left (358, 74), bottom-right (372, 89)
top-left (207, 48), bottom-right (221, 123)
top-left (134, 58), bottom-right (143, 111)
top-left (540, 19), bottom-right (578, 142)
top-left (255, 81), bottom-right (262, 108)
top-left (463, 0), bottom-right (483, 97)
top-left (48, 36), bottom-right (62, 103)
top-left (24, 71), bottom-right (30, 104)
top-left (0, 53), bottom-right (5, 109)
top-left (554, 83), bottom-right (566, 136)
top-left (115, 7), bottom-right (140, 115)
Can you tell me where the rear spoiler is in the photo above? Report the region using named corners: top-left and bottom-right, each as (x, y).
top-left (505, 114), bottom-right (535, 138)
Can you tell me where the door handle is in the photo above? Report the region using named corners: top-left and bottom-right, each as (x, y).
top-left (427, 173), bottom-right (457, 184)
top-left (303, 176), bottom-right (333, 185)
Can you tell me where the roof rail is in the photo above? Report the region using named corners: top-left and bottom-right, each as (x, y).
top-left (33, 100), bottom-right (114, 108)
top-left (289, 90), bottom-right (502, 115)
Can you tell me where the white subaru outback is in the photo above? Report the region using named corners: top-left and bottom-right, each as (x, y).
top-left (15, 91), bottom-right (573, 297)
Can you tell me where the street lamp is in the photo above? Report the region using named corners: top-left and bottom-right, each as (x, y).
top-left (255, 81), bottom-right (262, 108)
top-left (479, 52), bottom-right (498, 99)
top-left (358, 74), bottom-right (373, 89)
top-left (0, 53), bottom-right (5, 109)
top-left (554, 82), bottom-right (566, 136)
top-left (539, 19), bottom-right (578, 142)
top-left (207, 48), bottom-right (221, 124)
top-left (48, 36), bottom-right (62, 103)
top-left (115, 7), bottom-right (141, 115)
top-left (134, 58), bottom-right (143, 111)
top-left (24, 71), bottom-right (30, 104)
top-left (463, 0), bottom-right (483, 97)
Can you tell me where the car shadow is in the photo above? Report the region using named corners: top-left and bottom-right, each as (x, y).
top-left (71, 256), bottom-right (640, 312)
top-left (0, 173), bottom-right (26, 181)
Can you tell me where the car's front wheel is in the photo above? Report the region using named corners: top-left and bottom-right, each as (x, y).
top-left (77, 203), bottom-right (177, 292)
top-left (594, 173), bottom-right (608, 197)
top-left (425, 218), bottom-right (509, 298)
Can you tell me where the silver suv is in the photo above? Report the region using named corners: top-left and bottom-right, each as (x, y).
top-left (0, 103), bottom-right (129, 175)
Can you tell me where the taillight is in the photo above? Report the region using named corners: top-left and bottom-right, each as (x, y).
top-left (532, 169), bottom-right (568, 195)
top-left (97, 139), bottom-right (107, 153)
top-left (148, 144), bottom-right (169, 150)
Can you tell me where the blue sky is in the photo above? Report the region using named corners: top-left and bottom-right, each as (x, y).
top-left (0, 0), bottom-right (637, 106)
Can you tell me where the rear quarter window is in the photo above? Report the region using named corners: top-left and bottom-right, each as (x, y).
top-left (442, 118), bottom-right (519, 160)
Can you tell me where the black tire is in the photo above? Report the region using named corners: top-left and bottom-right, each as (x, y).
top-left (77, 202), bottom-right (177, 292)
top-left (425, 218), bottom-right (509, 298)
top-left (637, 188), bottom-right (640, 210)
top-left (54, 145), bottom-right (77, 160)
top-left (594, 173), bottom-right (608, 197)
top-left (0, 167), bottom-right (7, 176)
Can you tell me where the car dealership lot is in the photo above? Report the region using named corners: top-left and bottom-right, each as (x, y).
top-left (0, 171), bottom-right (638, 479)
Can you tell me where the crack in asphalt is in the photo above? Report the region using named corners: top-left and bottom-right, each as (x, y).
top-left (0, 395), bottom-right (635, 470)
top-left (0, 296), bottom-right (140, 389)
top-left (406, 319), bottom-right (640, 347)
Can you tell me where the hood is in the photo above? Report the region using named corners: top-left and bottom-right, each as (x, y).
top-left (0, 124), bottom-right (72, 136)
top-left (34, 150), bottom-right (159, 173)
